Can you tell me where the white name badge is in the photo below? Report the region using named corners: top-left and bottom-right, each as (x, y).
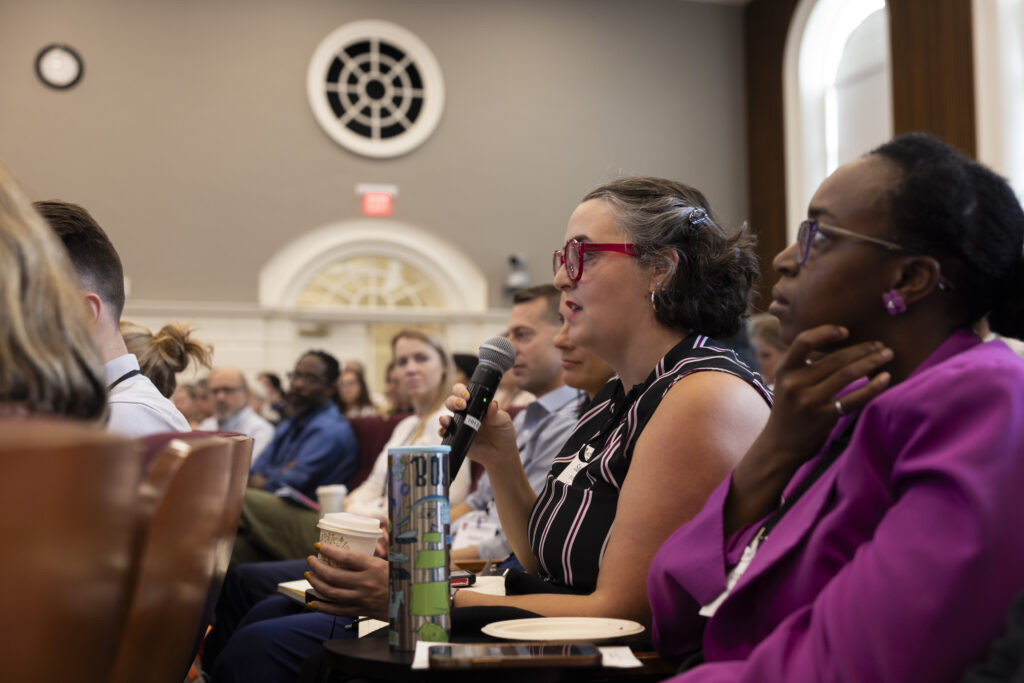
top-left (451, 509), bottom-right (499, 550)
top-left (556, 445), bottom-right (593, 485)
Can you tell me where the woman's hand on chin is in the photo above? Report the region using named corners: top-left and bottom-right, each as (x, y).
top-left (726, 324), bottom-right (894, 533)
top-left (764, 324), bottom-right (893, 464)
top-left (439, 382), bottom-right (519, 470)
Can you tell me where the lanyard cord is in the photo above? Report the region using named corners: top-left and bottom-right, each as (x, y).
top-left (758, 415), bottom-right (860, 541)
top-left (107, 369), bottom-right (141, 391)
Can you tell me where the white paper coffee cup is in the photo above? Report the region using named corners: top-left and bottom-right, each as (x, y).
top-left (316, 484), bottom-right (348, 516)
top-left (316, 512), bottom-right (383, 566)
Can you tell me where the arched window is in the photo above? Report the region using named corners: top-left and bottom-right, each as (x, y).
top-left (784, 0), bottom-right (892, 240)
top-left (259, 219), bottom-right (487, 312)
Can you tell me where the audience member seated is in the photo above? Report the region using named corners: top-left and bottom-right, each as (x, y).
top-left (120, 319), bottom-right (213, 397)
top-left (748, 312), bottom-right (787, 387)
top-left (377, 360), bottom-right (412, 416)
top-left (194, 376), bottom-right (213, 422)
top-left (198, 367), bottom-right (276, 463)
top-left (0, 162), bottom-right (106, 421)
top-left (450, 285), bottom-right (584, 565)
top-left (345, 329), bottom-right (468, 519)
top-left (452, 352), bottom-right (478, 386)
top-left (36, 199), bottom-right (190, 435)
top-left (203, 329), bottom-right (458, 678)
top-left (553, 295), bottom-right (616, 402)
top-left (335, 368), bottom-right (378, 418)
top-left (646, 133), bottom-right (1024, 682)
top-left (492, 358), bottom-right (535, 409)
top-left (230, 350), bottom-right (357, 564)
top-left (433, 178), bottom-right (771, 620)
top-left (171, 383), bottom-right (206, 428)
top-left (255, 371), bottom-right (286, 423)
top-left (202, 178), bottom-right (773, 683)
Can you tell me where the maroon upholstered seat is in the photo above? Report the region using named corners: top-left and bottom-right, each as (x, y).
top-left (346, 414), bottom-right (408, 489)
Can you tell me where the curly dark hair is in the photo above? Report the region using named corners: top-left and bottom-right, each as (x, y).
top-left (303, 349), bottom-right (341, 386)
top-left (582, 177), bottom-right (759, 339)
top-left (870, 133), bottom-right (1024, 339)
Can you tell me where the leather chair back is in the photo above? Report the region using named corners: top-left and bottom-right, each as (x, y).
top-left (0, 419), bottom-right (143, 683)
top-left (109, 436), bottom-right (234, 683)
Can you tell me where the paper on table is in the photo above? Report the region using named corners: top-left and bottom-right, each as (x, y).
top-left (413, 642), bottom-right (643, 669)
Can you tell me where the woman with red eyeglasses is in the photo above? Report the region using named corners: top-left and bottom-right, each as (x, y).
top-left (434, 177), bottom-right (773, 624)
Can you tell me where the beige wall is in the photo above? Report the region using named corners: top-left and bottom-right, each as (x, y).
top-left (1, 0), bottom-right (748, 383)
top-left (0, 0), bottom-right (747, 305)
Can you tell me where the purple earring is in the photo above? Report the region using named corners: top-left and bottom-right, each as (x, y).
top-left (882, 289), bottom-right (906, 315)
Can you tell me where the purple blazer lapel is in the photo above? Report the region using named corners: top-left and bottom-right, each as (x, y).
top-left (721, 434), bottom-right (849, 609)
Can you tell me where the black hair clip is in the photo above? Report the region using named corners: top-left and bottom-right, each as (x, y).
top-left (688, 207), bottom-right (709, 226)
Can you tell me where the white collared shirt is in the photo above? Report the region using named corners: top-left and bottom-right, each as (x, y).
top-left (198, 406), bottom-right (275, 463)
top-left (105, 354), bottom-right (191, 437)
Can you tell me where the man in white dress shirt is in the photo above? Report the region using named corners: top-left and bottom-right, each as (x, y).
top-left (198, 367), bottom-right (275, 463)
top-left (36, 200), bottom-right (190, 436)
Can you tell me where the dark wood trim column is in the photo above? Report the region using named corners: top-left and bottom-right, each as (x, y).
top-left (888, 0), bottom-right (977, 157)
top-left (743, 0), bottom-right (800, 312)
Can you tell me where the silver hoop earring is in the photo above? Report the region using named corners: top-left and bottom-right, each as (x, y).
top-left (650, 290), bottom-right (657, 312)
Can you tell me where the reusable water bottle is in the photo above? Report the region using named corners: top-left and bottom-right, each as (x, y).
top-left (387, 445), bottom-right (451, 650)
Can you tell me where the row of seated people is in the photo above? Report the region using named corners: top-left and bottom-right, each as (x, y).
top-left (4, 132), bottom-right (1024, 683)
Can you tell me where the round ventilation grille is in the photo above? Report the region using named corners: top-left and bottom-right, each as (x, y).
top-left (306, 20), bottom-right (445, 158)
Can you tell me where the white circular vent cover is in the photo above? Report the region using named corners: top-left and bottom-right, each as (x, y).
top-left (306, 21), bottom-right (445, 158)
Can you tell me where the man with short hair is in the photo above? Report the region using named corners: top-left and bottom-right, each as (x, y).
top-left (36, 200), bottom-right (189, 436)
top-left (450, 284), bottom-right (584, 562)
top-left (232, 350), bottom-right (358, 565)
top-left (248, 351), bottom-right (356, 497)
top-left (198, 367), bottom-right (275, 463)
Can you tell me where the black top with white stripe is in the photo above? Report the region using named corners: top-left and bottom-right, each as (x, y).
top-left (526, 333), bottom-right (772, 592)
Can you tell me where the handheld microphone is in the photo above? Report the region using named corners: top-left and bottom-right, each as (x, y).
top-left (443, 335), bottom-right (516, 480)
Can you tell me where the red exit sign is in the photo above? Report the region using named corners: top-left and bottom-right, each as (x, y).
top-left (356, 183), bottom-right (398, 217)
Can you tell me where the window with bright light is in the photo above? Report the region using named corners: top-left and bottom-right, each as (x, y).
top-left (785, 0), bottom-right (892, 239)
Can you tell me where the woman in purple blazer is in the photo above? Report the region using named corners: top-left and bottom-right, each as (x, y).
top-left (647, 132), bottom-right (1024, 682)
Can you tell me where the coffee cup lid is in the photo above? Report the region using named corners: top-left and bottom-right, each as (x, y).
top-left (317, 512), bottom-right (382, 535)
top-left (316, 484), bottom-right (348, 494)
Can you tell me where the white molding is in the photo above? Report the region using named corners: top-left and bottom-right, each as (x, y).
top-left (258, 218), bottom-right (488, 312)
top-left (124, 299), bottom-right (509, 325)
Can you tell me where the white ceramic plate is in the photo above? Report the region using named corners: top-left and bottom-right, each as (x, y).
top-left (481, 617), bottom-right (645, 642)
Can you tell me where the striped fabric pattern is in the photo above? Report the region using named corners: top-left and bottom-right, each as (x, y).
top-left (526, 333), bottom-right (772, 592)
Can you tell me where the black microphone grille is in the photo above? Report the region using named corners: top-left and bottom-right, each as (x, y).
top-left (477, 336), bottom-right (515, 373)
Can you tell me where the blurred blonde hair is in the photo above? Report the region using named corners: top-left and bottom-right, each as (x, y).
top-left (120, 320), bottom-right (213, 398)
top-left (0, 162), bottom-right (107, 421)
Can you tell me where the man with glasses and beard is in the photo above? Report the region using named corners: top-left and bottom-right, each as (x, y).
top-left (198, 367), bottom-right (275, 464)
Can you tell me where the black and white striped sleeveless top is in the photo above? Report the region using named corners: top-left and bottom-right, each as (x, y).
top-left (526, 333), bottom-right (772, 592)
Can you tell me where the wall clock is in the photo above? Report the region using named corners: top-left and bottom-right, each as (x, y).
top-left (36, 44), bottom-right (83, 90)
